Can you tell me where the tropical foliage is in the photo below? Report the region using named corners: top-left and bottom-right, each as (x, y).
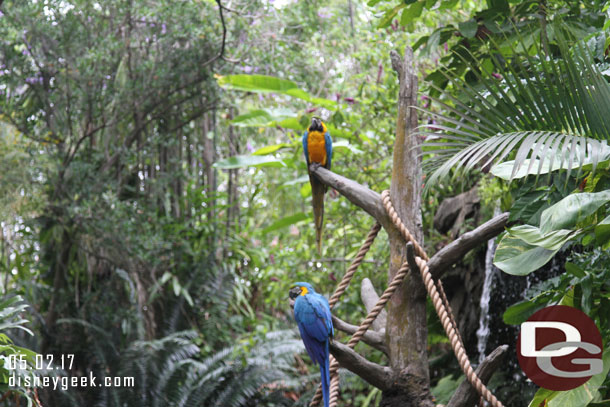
top-left (0, 0), bottom-right (610, 406)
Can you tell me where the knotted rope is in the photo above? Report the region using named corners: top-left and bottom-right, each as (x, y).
top-left (308, 191), bottom-right (503, 407)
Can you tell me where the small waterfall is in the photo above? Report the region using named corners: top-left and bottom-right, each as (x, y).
top-left (476, 210), bottom-right (500, 364)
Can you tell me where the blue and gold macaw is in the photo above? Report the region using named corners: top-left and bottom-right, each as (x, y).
top-left (302, 117), bottom-right (332, 254)
top-left (289, 282), bottom-right (334, 407)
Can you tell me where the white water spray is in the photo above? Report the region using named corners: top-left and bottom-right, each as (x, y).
top-left (476, 208), bottom-right (500, 364)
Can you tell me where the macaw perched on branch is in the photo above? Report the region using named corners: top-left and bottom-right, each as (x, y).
top-left (289, 282), bottom-right (334, 407)
top-left (303, 117), bottom-right (332, 254)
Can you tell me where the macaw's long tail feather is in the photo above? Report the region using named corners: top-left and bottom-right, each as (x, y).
top-left (320, 341), bottom-right (330, 407)
top-left (309, 174), bottom-right (325, 255)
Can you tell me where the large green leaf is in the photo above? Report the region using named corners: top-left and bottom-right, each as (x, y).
top-left (277, 118), bottom-right (304, 131)
top-left (400, 2), bottom-right (424, 26)
top-left (213, 155), bottom-right (287, 169)
top-left (507, 225), bottom-right (581, 251)
top-left (262, 213), bottom-right (310, 234)
top-left (540, 190), bottom-right (610, 234)
top-left (285, 89), bottom-right (337, 109)
top-left (546, 347), bottom-right (610, 407)
top-left (509, 188), bottom-right (551, 224)
top-left (217, 74), bottom-right (299, 93)
top-left (458, 20), bottom-right (478, 39)
top-left (491, 157), bottom-right (554, 180)
top-left (252, 144), bottom-right (292, 156)
top-left (594, 214), bottom-right (610, 245)
top-left (230, 108), bottom-right (297, 127)
top-left (218, 75), bottom-right (336, 109)
top-left (503, 299), bottom-right (544, 325)
top-left (377, 4), bottom-right (406, 28)
top-left (494, 233), bottom-right (558, 275)
top-left (529, 388), bottom-right (559, 407)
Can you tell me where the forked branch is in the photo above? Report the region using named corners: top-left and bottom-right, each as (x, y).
top-left (447, 345), bottom-right (509, 407)
top-left (427, 212), bottom-right (509, 279)
top-left (329, 341), bottom-right (393, 391)
top-left (311, 164), bottom-right (509, 278)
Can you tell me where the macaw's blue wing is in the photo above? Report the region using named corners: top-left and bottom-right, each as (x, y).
top-left (302, 131), bottom-right (310, 165)
top-left (294, 295), bottom-right (331, 364)
top-left (294, 293), bottom-right (333, 407)
top-left (324, 131), bottom-right (332, 170)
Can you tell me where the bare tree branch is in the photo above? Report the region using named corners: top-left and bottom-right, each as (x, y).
top-left (311, 164), bottom-right (509, 282)
top-left (427, 212), bottom-right (509, 279)
top-left (447, 345), bottom-right (509, 407)
top-left (329, 340), bottom-right (393, 391)
top-left (331, 316), bottom-right (388, 355)
top-left (360, 278), bottom-right (387, 333)
top-left (309, 164), bottom-right (391, 230)
top-left (202, 0), bottom-right (227, 67)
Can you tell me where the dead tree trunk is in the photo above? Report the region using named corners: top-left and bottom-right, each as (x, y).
top-left (380, 47), bottom-right (433, 407)
top-left (308, 47), bottom-right (510, 407)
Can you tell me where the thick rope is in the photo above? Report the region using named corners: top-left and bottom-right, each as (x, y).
top-left (381, 191), bottom-right (464, 349)
top-left (381, 190), bottom-right (503, 407)
top-left (309, 222), bottom-right (387, 406)
top-left (308, 191), bottom-right (503, 407)
top-left (328, 223), bottom-right (382, 309)
top-left (414, 256), bottom-right (502, 407)
top-left (311, 260), bottom-right (411, 407)
top-left (314, 222), bottom-right (381, 407)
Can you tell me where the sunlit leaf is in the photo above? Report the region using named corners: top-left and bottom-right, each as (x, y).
top-left (400, 2), bottom-right (424, 26)
top-left (545, 347), bottom-right (610, 407)
top-left (230, 108), bottom-right (296, 127)
top-left (507, 225), bottom-right (581, 251)
top-left (540, 190), bottom-right (610, 234)
top-left (217, 74), bottom-right (298, 93)
top-left (213, 155), bottom-right (286, 169)
top-left (300, 182), bottom-right (311, 197)
top-left (377, 4), bottom-right (405, 28)
top-left (494, 233), bottom-right (558, 275)
top-left (262, 213), bottom-right (310, 234)
top-left (333, 139), bottom-right (363, 155)
top-left (218, 75), bottom-right (336, 109)
top-left (420, 30), bottom-right (610, 188)
top-left (252, 144), bottom-right (291, 155)
top-left (278, 118), bottom-right (304, 131)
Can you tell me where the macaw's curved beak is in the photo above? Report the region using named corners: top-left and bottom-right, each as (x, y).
top-left (309, 117), bottom-right (323, 132)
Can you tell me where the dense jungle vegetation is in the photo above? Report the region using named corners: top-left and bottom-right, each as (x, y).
top-left (1, 0), bottom-right (610, 406)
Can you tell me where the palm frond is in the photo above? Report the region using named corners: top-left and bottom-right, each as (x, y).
top-left (98, 329), bottom-right (304, 407)
top-left (420, 26), bottom-right (610, 188)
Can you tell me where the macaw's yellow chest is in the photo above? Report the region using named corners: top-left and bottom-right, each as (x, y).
top-left (307, 131), bottom-right (327, 166)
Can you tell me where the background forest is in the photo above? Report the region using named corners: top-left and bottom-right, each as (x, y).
top-left (1, 0), bottom-right (610, 406)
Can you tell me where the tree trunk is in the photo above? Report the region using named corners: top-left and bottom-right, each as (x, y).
top-left (226, 108), bottom-right (239, 237)
top-left (382, 47), bottom-right (434, 407)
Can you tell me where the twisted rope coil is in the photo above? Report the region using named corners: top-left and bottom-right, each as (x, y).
top-left (308, 191), bottom-right (503, 407)
top-left (381, 190), bottom-right (502, 407)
